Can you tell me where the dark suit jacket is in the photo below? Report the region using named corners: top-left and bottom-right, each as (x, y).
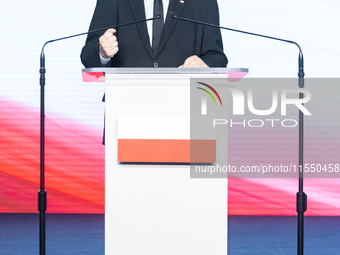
top-left (81, 0), bottom-right (228, 68)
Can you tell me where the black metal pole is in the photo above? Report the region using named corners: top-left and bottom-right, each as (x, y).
top-left (297, 53), bottom-right (307, 255)
top-left (172, 14), bottom-right (308, 255)
top-left (37, 16), bottom-right (159, 255)
top-left (39, 49), bottom-right (47, 255)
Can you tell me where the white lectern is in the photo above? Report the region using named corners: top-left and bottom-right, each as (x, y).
top-left (82, 68), bottom-right (248, 255)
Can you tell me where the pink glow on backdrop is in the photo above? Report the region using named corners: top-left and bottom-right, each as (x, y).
top-left (1, 97), bottom-right (339, 215)
top-left (0, 97), bottom-right (104, 213)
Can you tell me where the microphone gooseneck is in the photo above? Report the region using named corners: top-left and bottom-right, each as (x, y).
top-left (171, 11), bottom-right (304, 78)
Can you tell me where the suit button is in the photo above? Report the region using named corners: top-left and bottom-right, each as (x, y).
top-left (153, 62), bottom-right (159, 68)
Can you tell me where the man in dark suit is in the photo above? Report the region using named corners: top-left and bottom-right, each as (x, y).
top-left (81, 0), bottom-right (228, 68)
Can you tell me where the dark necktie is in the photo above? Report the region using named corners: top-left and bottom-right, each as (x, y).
top-left (152, 0), bottom-right (164, 55)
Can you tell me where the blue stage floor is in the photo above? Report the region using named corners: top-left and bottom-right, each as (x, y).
top-left (0, 214), bottom-right (339, 255)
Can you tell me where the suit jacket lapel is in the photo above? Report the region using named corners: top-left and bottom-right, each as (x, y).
top-left (128, 0), bottom-right (154, 59)
top-left (157, 0), bottom-right (185, 56)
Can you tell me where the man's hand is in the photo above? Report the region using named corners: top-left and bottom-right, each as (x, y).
top-left (99, 28), bottom-right (119, 59)
top-left (179, 55), bottom-right (208, 68)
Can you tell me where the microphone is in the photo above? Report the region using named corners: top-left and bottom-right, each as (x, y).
top-left (171, 11), bottom-right (306, 255)
top-left (40, 16), bottom-right (161, 68)
top-left (37, 15), bottom-right (160, 255)
top-left (170, 11), bottom-right (304, 80)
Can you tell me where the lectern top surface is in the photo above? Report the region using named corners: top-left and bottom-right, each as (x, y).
top-left (82, 67), bottom-right (248, 74)
top-left (82, 67), bottom-right (248, 82)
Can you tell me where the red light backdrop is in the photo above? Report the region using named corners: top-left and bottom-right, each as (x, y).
top-left (1, 96), bottom-right (340, 215)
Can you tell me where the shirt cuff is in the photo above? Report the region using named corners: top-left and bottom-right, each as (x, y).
top-left (99, 51), bottom-right (111, 66)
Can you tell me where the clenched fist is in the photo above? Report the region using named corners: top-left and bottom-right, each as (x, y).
top-left (99, 28), bottom-right (119, 59)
